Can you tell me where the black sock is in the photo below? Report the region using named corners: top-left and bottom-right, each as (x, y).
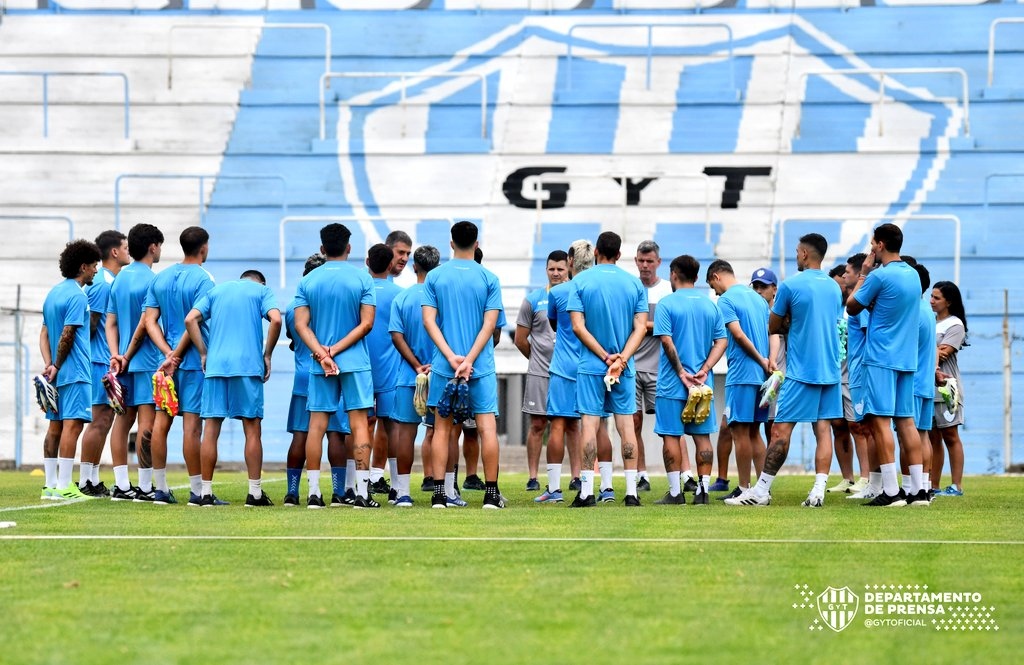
top-left (485, 481), bottom-right (498, 498)
top-left (433, 481), bottom-right (446, 498)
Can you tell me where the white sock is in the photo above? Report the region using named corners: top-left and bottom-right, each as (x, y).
top-left (868, 471), bottom-right (882, 493)
top-left (248, 479), bottom-right (262, 499)
top-left (43, 458), bottom-right (58, 488)
top-left (625, 469), bottom-right (637, 497)
top-left (580, 470), bottom-right (595, 499)
top-left (924, 477), bottom-right (931, 492)
top-left (753, 471), bottom-right (775, 498)
top-left (881, 463), bottom-right (899, 496)
top-left (370, 466), bottom-right (385, 483)
top-left (356, 469), bottom-right (370, 499)
top-left (598, 461), bottom-right (613, 491)
top-left (91, 463), bottom-right (100, 485)
top-left (154, 468), bottom-right (168, 493)
top-left (388, 457), bottom-right (398, 485)
top-left (113, 465), bottom-right (130, 491)
top-left (189, 475), bottom-right (202, 496)
top-left (901, 474), bottom-right (911, 491)
top-left (547, 463), bottom-right (562, 493)
top-left (138, 467), bottom-right (153, 492)
top-left (397, 473), bottom-right (410, 498)
top-left (667, 471), bottom-right (681, 497)
top-left (201, 480), bottom-right (213, 497)
top-left (681, 469), bottom-right (694, 485)
top-left (699, 475), bottom-right (711, 495)
top-left (78, 462), bottom-right (94, 488)
top-left (813, 473), bottom-right (828, 495)
top-left (57, 457), bottom-right (74, 489)
top-left (345, 460), bottom-right (356, 491)
top-left (639, 471), bottom-right (649, 481)
top-left (307, 470), bottom-right (321, 497)
top-left (909, 464), bottom-right (923, 495)
top-left (444, 471), bottom-right (455, 497)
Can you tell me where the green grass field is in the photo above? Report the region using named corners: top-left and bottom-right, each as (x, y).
top-left (1, 471), bottom-right (1021, 664)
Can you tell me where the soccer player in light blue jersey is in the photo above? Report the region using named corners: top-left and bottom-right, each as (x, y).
top-left (847, 223), bottom-right (923, 507)
top-left (39, 240), bottom-right (102, 500)
top-left (567, 231), bottom-right (649, 507)
top-left (653, 255), bottom-right (727, 505)
top-left (706, 260), bottom-right (770, 497)
top-left (727, 234), bottom-right (843, 507)
top-left (842, 253), bottom-right (879, 500)
top-left (294, 224), bottom-right (377, 509)
top-left (366, 243), bottom-right (403, 498)
top-left (389, 245), bottom-right (441, 506)
top-left (146, 226), bottom-right (214, 506)
top-left (77, 230), bottom-right (129, 497)
top-left (905, 260), bottom-right (936, 506)
top-left (106, 223), bottom-right (163, 502)
top-left (185, 270), bottom-right (281, 507)
top-left (423, 221), bottom-right (506, 509)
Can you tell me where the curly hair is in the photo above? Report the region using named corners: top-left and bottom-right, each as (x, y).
top-left (59, 240), bottom-right (102, 279)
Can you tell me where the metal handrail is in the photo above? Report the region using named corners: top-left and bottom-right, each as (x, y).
top-left (114, 173), bottom-right (288, 231)
top-left (984, 172), bottom-right (1024, 208)
top-left (796, 67), bottom-right (970, 137)
top-left (279, 215), bottom-right (456, 289)
top-left (566, 22), bottom-right (735, 93)
top-left (776, 215), bottom-right (961, 284)
top-left (167, 22), bottom-right (332, 89)
top-left (319, 71), bottom-right (488, 142)
top-left (987, 18), bottom-right (1024, 87)
top-left (0, 71), bottom-right (130, 139)
top-left (0, 215), bottom-right (74, 241)
top-left (475, 0), bottom-right (555, 12)
top-left (532, 172), bottom-right (712, 243)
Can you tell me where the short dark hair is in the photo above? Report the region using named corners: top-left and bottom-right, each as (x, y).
top-left (303, 253), bottom-right (326, 276)
top-left (385, 230), bottom-right (412, 248)
top-left (847, 252), bottom-right (867, 271)
top-left (413, 245), bottom-right (440, 273)
top-left (828, 265), bottom-right (846, 279)
top-left (799, 232), bottom-right (827, 260)
top-left (94, 230), bottom-right (126, 261)
top-left (873, 223), bottom-right (904, 253)
top-left (127, 223), bottom-right (164, 261)
top-left (451, 221), bottom-right (478, 250)
top-left (705, 259), bottom-right (734, 281)
top-left (240, 269), bottom-right (266, 285)
top-left (902, 255), bottom-right (918, 267)
top-left (595, 231), bottom-right (621, 260)
top-left (474, 247), bottom-right (483, 264)
top-left (367, 243), bottom-right (394, 274)
top-left (179, 226), bottom-right (209, 257)
top-left (320, 223), bottom-right (351, 258)
top-left (669, 255), bottom-right (700, 284)
top-left (913, 263), bottom-right (930, 295)
top-left (547, 250), bottom-right (568, 264)
top-left (59, 239), bottom-right (101, 279)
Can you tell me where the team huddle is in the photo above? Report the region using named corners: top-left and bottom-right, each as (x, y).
top-left (34, 219), bottom-right (968, 509)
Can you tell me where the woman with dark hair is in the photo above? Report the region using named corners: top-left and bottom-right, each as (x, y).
top-left (929, 281), bottom-right (968, 496)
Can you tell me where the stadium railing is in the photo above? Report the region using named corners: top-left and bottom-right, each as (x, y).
top-left (0, 215), bottom-right (74, 242)
top-left (0, 71), bottom-right (130, 139)
top-left (986, 17), bottom-right (1024, 87)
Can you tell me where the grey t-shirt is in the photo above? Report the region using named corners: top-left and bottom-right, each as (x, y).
top-left (634, 278), bottom-right (674, 373)
top-left (516, 287), bottom-right (555, 377)
top-left (935, 316), bottom-right (965, 403)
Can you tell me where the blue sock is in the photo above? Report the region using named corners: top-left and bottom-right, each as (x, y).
top-left (286, 468), bottom-right (301, 496)
top-left (331, 467), bottom-right (347, 496)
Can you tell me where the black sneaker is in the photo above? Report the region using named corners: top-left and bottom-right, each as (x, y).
top-left (92, 481), bottom-right (111, 497)
top-left (133, 487), bottom-right (156, 503)
top-left (245, 493), bottom-right (274, 507)
top-left (653, 491), bottom-right (685, 505)
top-left (342, 488), bottom-right (357, 506)
top-left (637, 477), bottom-right (652, 493)
top-left (482, 492), bottom-right (506, 510)
top-left (330, 492), bottom-right (347, 507)
top-left (907, 489), bottom-right (931, 507)
top-left (353, 494), bottom-right (381, 509)
top-left (568, 477), bottom-right (582, 491)
top-left (683, 477), bottom-right (698, 493)
top-left (692, 490), bottom-right (710, 505)
top-left (369, 478), bottom-right (391, 495)
top-left (78, 481), bottom-right (98, 497)
top-left (307, 494), bottom-right (326, 509)
top-left (717, 486), bottom-right (742, 502)
top-left (525, 478), bottom-right (541, 492)
top-left (388, 488), bottom-right (398, 505)
top-left (568, 493), bottom-right (596, 508)
top-left (431, 494), bottom-right (448, 509)
top-left (462, 474), bottom-right (486, 491)
top-left (864, 489), bottom-right (907, 507)
top-left (421, 476), bottom-right (435, 492)
top-left (110, 485), bottom-right (138, 502)
top-left (624, 494), bottom-right (642, 507)
top-left (200, 494), bottom-right (229, 507)
top-left (283, 493), bottom-right (300, 507)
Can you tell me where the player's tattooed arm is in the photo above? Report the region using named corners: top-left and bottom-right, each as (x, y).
top-left (54, 325), bottom-right (78, 372)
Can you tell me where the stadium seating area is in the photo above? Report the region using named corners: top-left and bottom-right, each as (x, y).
top-left (0, 1), bottom-right (1021, 472)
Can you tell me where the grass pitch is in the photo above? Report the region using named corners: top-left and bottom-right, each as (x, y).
top-left (1, 472), bottom-right (1021, 664)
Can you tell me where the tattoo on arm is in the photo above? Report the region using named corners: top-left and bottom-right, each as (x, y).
top-left (55, 325), bottom-right (77, 368)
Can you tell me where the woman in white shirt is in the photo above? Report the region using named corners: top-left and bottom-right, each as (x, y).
top-left (929, 281), bottom-right (968, 497)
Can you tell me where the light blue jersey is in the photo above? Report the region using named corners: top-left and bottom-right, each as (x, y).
top-left (566, 264), bottom-right (648, 377)
top-left (389, 283), bottom-right (436, 388)
top-left (847, 309), bottom-right (870, 388)
top-left (546, 281), bottom-right (580, 380)
top-left (106, 261), bottom-right (162, 372)
top-left (915, 297), bottom-right (938, 398)
top-left (194, 280), bottom-right (278, 378)
top-left (853, 261), bottom-right (920, 371)
top-left (293, 261), bottom-right (376, 376)
top-left (423, 258), bottom-right (504, 380)
top-left (43, 279), bottom-right (91, 387)
top-left (771, 269), bottom-right (843, 385)
top-left (86, 266), bottom-right (115, 365)
top-left (143, 263), bottom-right (214, 372)
top-left (654, 289), bottom-right (726, 400)
top-left (367, 277), bottom-right (403, 392)
top-left (285, 299), bottom-right (312, 396)
top-left (717, 284), bottom-right (770, 386)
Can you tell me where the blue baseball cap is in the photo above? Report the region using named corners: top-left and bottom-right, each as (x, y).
top-left (750, 267), bottom-right (777, 286)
